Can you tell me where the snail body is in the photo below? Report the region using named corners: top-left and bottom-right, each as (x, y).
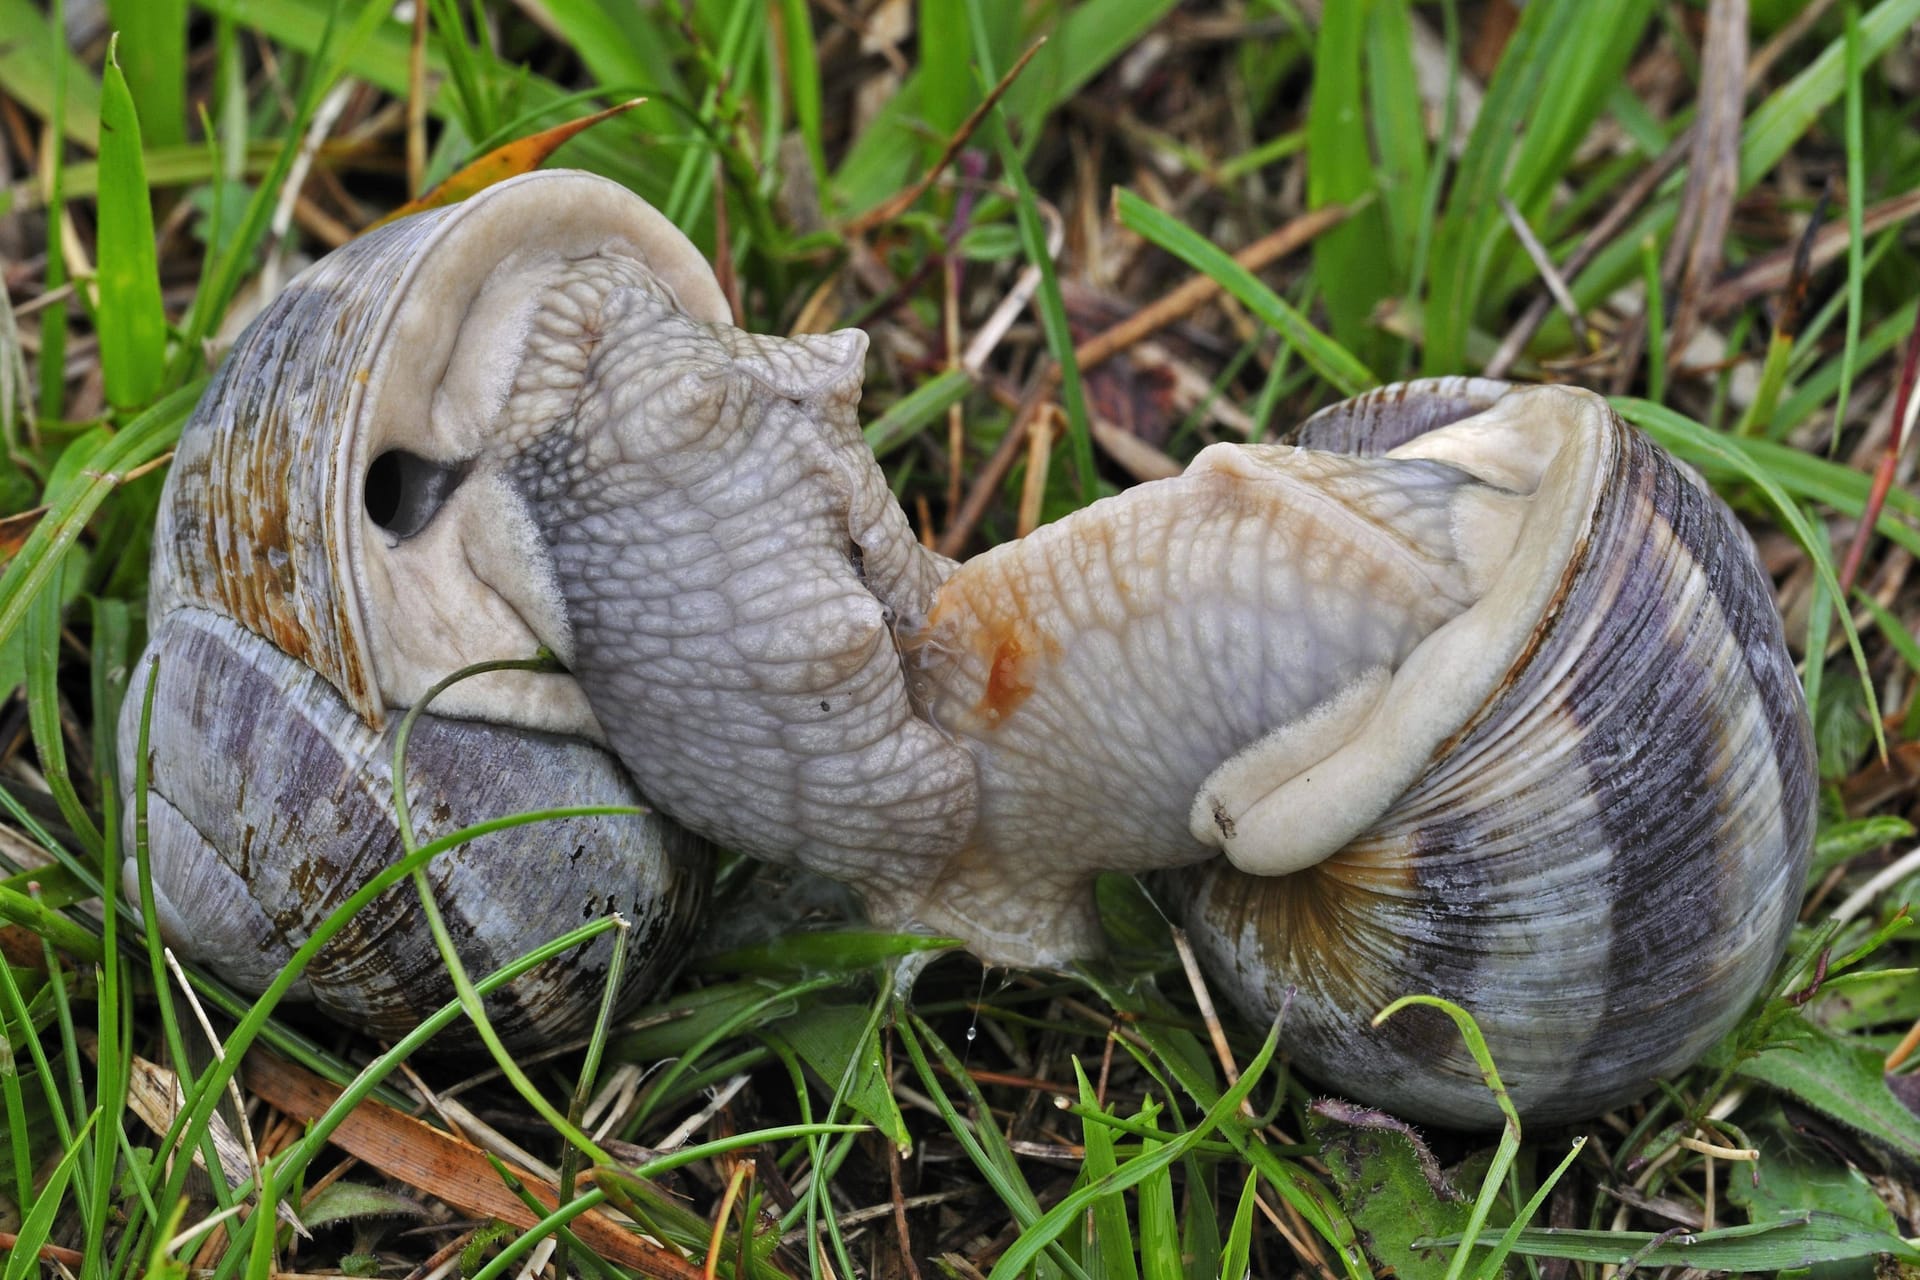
top-left (883, 381), bottom-right (1812, 1126)
top-left (125, 172), bottom-right (1813, 1123)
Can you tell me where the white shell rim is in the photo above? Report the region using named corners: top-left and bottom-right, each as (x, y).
top-left (327, 170), bottom-right (728, 730)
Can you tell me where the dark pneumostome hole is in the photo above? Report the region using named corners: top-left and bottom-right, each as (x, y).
top-left (365, 451), bottom-right (466, 538)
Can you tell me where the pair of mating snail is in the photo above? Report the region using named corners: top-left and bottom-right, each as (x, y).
top-left (120, 171), bottom-right (1814, 1129)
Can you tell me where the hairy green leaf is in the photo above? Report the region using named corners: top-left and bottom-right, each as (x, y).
top-left (1306, 1100), bottom-right (1470, 1280)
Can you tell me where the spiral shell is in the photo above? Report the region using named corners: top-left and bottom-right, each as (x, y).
top-left (122, 610), bottom-right (708, 1043)
top-left (123, 172), bottom-right (728, 1044)
top-left (1171, 379), bottom-right (1815, 1127)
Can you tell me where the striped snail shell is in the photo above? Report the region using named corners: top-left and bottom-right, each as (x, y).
top-left (119, 172), bottom-right (717, 1045)
top-left (1160, 378), bottom-right (1816, 1127)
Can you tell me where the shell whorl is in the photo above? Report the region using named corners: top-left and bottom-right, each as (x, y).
top-left (1175, 380), bottom-right (1815, 1128)
top-left (123, 609), bottom-right (711, 1044)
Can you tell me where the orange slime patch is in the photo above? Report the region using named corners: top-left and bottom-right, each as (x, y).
top-left (982, 632), bottom-right (1034, 724)
top-left (972, 610), bottom-right (1062, 726)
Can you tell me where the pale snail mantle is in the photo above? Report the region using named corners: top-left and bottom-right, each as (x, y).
top-left (122, 170), bottom-right (1815, 1128)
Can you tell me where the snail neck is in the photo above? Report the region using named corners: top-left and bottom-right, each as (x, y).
top-left (494, 260), bottom-right (984, 934)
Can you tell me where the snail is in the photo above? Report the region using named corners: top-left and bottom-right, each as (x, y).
top-left (118, 174), bottom-right (718, 1044)
top-left (1163, 379), bottom-right (1816, 1125)
top-left (122, 170), bottom-right (1813, 1125)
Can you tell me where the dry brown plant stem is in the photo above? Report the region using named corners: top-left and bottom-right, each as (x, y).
top-left (406, 1), bottom-right (428, 194)
top-left (842, 39), bottom-right (1048, 238)
top-left (1838, 318), bottom-right (1920, 593)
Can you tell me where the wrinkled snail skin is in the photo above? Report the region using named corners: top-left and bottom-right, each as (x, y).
top-left (487, 262), bottom-right (981, 915)
top-left (893, 441), bottom-right (1523, 961)
top-left (126, 173), bottom-right (1814, 1123)
top-left (120, 172), bottom-right (723, 1045)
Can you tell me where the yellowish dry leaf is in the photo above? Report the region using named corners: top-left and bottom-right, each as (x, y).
top-left (363, 99), bottom-right (646, 233)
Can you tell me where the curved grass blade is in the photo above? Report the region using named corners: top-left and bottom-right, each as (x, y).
top-left (1372, 995), bottom-right (1518, 1280)
top-left (1117, 189), bottom-right (1377, 397)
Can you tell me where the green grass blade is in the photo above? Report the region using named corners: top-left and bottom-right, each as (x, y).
top-left (0, 945), bottom-right (74, 1155)
top-left (833, 1), bottom-right (1174, 215)
top-left (865, 368), bottom-right (975, 457)
top-left (151, 806), bottom-right (649, 1255)
top-left (34, 0), bottom-right (70, 423)
top-left (1418, 0), bottom-right (1552, 375)
top-left (896, 1006), bottom-right (1086, 1280)
top-left (1776, 300), bottom-right (1916, 435)
top-left (1001, 0), bottom-right (1180, 139)
top-left (1365, 0), bottom-right (1430, 286)
top-left (1640, 236), bottom-right (1666, 403)
top-left (1615, 398), bottom-right (1884, 755)
top-left (1072, 1060), bottom-right (1140, 1280)
top-left (1834, 3), bottom-right (1866, 441)
top-left (105, 0), bottom-right (187, 147)
top-left (986, 1018), bottom-right (1283, 1280)
top-left (97, 36), bottom-right (170, 411)
top-left (0, 0), bottom-right (103, 146)
top-left (528, 0), bottom-right (683, 144)
top-left (1219, 1169), bottom-right (1260, 1280)
top-left (0, 383), bottom-right (199, 651)
top-left (968, 3), bottom-right (1096, 503)
top-left (1307, 0), bottom-right (1392, 364)
top-left (0, 976), bottom-right (35, 1209)
top-left (1857, 594), bottom-right (1920, 736)
top-left (2, 1108), bottom-right (97, 1280)
top-left (24, 552), bottom-right (103, 858)
top-left (0, 883), bottom-right (101, 962)
top-left (1372, 996), bottom-right (1521, 1280)
top-left (1117, 189), bottom-right (1377, 395)
top-left (1740, 0), bottom-right (1920, 188)
top-left (776, 0), bottom-right (826, 182)
top-left (1804, 521), bottom-right (1833, 726)
top-left (1074, 974), bottom-right (1369, 1280)
top-left (424, 0), bottom-right (495, 144)
top-left (88, 596), bottom-right (131, 795)
top-left (1430, 1214), bottom-right (1920, 1271)
top-left (1135, 1104), bottom-right (1182, 1280)
top-left (1424, 0), bottom-right (1656, 371)
top-left (919, 0), bottom-right (973, 143)
top-left (1553, 0), bottom-right (1920, 345)
top-left (1469, 1139), bottom-right (1587, 1280)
